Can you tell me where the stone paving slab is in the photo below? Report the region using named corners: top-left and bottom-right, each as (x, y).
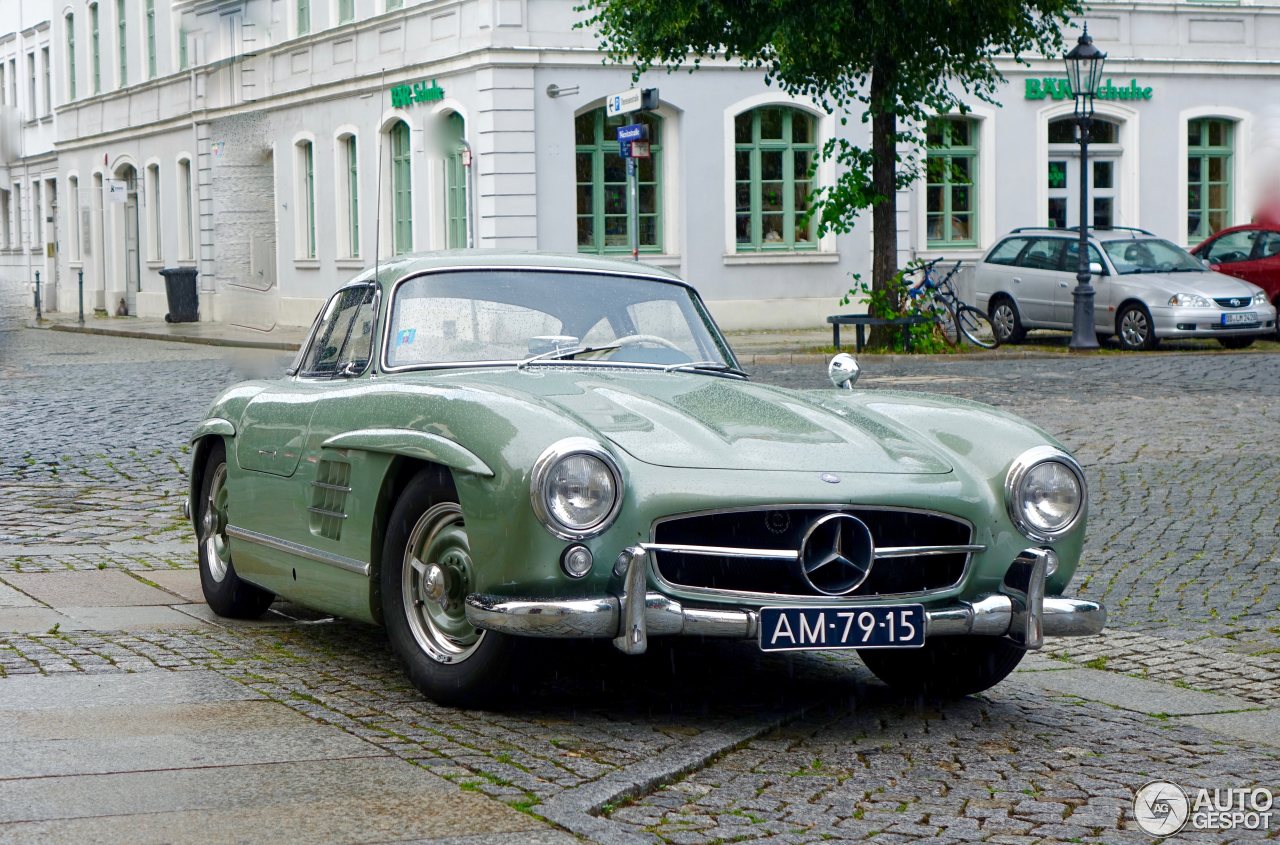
top-left (0, 584), bottom-right (36, 608)
top-left (0, 760), bottom-right (539, 845)
top-left (1011, 667), bottom-right (1263, 715)
top-left (1, 570), bottom-right (180, 606)
top-left (0, 699), bottom-right (320, 743)
top-left (0, 607), bottom-right (84, 633)
top-left (1179, 709), bottom-right (1280, 749)
top-left (54, 604), bottom-right (214, 631)
top-left (0, 668), bottom-right (266, 710)
top-left (145, 569), bottom-right (205, 602)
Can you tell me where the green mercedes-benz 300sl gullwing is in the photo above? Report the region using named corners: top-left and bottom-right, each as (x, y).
top-left (187, 252), bottom-right (1105, 706)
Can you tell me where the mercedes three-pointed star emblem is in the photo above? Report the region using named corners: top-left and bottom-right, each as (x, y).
top-left (797, 513), bottom-right (875, 595)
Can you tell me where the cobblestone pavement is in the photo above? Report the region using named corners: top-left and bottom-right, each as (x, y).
top-left (1, 326), bottom-right (1278, 844)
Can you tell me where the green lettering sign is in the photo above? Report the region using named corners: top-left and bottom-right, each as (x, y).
top-left (390, 78), bottom-right (445, 108)
top-left (1024, 78), bottom-right (1152, 101)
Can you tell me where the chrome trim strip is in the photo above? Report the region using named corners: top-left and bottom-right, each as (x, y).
top-left (226, 525), bottom-right (369, 576)
top-left (306, 507), bottom-right (349, 520)
top-left (310, 481), bottom-right (352, 492)
top-left (640, 542), bottom-right (798, 560)
top-left (874, 544), bottom-right (987, 559)
top-left (464, 589), bottom-right (1105, 643)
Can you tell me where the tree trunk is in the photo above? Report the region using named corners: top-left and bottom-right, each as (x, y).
top-left (868, 59), bottom-right (899, 348)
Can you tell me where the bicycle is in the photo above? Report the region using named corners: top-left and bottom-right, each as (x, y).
top-left (905, 258), bottom-right (1000, 349)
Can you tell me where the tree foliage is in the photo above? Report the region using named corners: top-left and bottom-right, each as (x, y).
top-left (578, 0), bottom-right (1081, 340)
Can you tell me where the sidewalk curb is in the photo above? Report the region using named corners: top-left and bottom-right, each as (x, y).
top-left (44, 321), bottom-right (302, 352)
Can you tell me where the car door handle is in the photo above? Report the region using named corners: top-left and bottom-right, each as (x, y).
top-left (257, 449), bottom-right (277, 457)
top-left (1012, 277), bottom-right (1022, 284)
top-left (1059, 281), bottom-right (1069, 287)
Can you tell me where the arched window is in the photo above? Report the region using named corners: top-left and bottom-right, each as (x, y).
top-left (575, 108), bottom-right (662, 254)
top-left (1187, 118), bottom-right (1233, 240)
top-left (89, 2), bottom-right (101, 95)
top-left (65, 13), bottom-right (76, 100)
top-left (389, 120), bottom-right (412, 255)
top-left (734, 106), bottom-right (816, 251)
top-left (1047, 116), bottom-right (1120, 229)
top-left (443, 112), bottom-right (468, 249)
top-left (68, 176), bottom-right (80, 260)
top-left (178, 157), bottom-right (193, 261)
top-left (115, 0), bottom-right (127, 87)
top-left (146, 163), bottom-right (161, 260)
top-left (296, 140), bottom-right (317, 259)
top-left (338, 132), bottom-right (360, 258)
top-left (925, 118), bottom-right (978, 247)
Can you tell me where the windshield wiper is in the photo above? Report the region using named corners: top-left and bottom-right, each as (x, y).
top-left (516, 343), bottom-right (622, 370)
top-left (662, 360), bottom-right (749, 378)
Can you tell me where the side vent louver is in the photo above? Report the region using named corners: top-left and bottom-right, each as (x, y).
top-left (309, 460), bottom-right (351, 540)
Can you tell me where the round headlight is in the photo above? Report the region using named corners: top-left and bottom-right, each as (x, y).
top-left (531, 438), bottom-right (623, 539)
top-left (1005, 447), bottom-right (1086, 542)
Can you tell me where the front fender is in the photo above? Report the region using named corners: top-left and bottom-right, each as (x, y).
top-left (190, 417), bottom-right (236, 444)
top-left (322, 428), bottom-right (494, 477)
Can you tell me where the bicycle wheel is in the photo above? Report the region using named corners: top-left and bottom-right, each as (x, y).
top-left (956, 305), bottom-right (999, 349)
top-left (936, 303), bottom-right (960, 346)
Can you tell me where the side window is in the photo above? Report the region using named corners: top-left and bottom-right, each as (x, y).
top-left (984, 237), bottom-right (1029, 266)
top-left (298, 286), bottom-right (377, 377)
top-left (1202, 230), bottom-right (1257, 264)
top-left (1258, 231), bottom-right (1280, 259)
top-left (1018, 238), bottom-right (1065, 271)
top-left (1062, 241), bottom-right (1108, 274)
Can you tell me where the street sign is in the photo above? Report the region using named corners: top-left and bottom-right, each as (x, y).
top-left (618, 140), bottom-right (631, 157)
top-left (629, 140), bottom-right (650, 159)
top-left (607, 88), bottom-right (643, 117)
top-left (616, 123), bottom-right (648, 142)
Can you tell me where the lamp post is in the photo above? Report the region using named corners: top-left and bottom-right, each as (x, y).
top-left (1064, 26), bottom-right (1106, 351)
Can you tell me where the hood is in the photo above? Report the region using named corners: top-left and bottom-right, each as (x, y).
top-left (440, 369), bottom-right (952, 474)
top-left (1133, 270), bottom-right (1262, 299)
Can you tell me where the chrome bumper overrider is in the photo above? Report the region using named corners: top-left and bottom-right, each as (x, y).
top-left (464, 546), bottom-right (1106, 655)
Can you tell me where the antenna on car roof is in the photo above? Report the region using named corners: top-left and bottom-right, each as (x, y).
top-left (374, 67), bottom-right (386, 288)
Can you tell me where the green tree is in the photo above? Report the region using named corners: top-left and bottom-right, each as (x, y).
top-left (579, 0), bottom-right (1080, 343)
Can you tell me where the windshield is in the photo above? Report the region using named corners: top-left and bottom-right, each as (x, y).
top-left (1101, 238), bottom-right (1204, 275)
top-left (384, 270), bottom-right (736, 371)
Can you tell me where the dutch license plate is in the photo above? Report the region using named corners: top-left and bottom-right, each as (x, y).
top-left (1221, 311), bottom-right (1258, 326)
top-left (759, 605), bottom-right (926, 652)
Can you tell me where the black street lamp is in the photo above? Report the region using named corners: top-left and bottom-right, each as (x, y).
top-left (1064, 26), bottom-right (1106, 351)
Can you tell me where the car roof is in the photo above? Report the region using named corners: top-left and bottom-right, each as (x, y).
top-left (354, 250), bottom-right (685, 288)
top-left (1003, 226), bottom-right (1157, 241)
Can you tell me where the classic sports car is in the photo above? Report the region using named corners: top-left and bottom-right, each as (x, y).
top-left (188, 252), bottom-right (1105, 706)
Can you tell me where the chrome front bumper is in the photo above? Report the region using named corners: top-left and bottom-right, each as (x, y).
top-left (465, 546), bottom-right (1106, 655)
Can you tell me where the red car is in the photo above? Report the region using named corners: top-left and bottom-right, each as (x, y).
top-left (1192, 223), bottom-right (1280, 337)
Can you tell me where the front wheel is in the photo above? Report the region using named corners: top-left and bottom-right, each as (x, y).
top-left (1217, 336), bottom-right (1255, 350)
top-left (989, 298), bottom-right (1026, 344)
top-left (197, 441), bottom-right (274, 618)
top-left (859, 638), bottom-right (1025, 698)
top-left (1117, 303), bottom-right (1159, 350)
top-left (381, 472), bottom-right (513, 708)
top-left (957, 305), bottom-right (999, 349)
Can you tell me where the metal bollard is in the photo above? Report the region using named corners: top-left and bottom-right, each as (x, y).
top-left (34, 271), bottom-right (42, 322)
top-left (78, 269), bottom-right (85, 327)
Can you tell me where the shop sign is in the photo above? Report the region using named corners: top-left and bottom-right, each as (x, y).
top-left (390, 79), bottom-right (445, 108)
top-left (1025, 77), bottom-right (1153, 101)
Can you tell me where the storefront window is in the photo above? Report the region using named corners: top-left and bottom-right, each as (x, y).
top-left (575, 108), bottom-right (663, 254)
top-left (926, 118), bottom-right (978, 247)
top-left (297, 141), bottom-right (316, 259)
top-left (443, 113), bottom-right (468, 249)
top-left (734, 106), bottom-right (815, 251)
top-left (1187, 118), bottom-right (1232, 241)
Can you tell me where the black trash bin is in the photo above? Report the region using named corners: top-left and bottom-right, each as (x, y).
top-left (159, 267), bottom-right (200, 323)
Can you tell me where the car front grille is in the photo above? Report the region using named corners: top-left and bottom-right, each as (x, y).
top-left (649, 507), bottom-right (979, 601)
top-left (1215, 297), bottom-right (1252, 309)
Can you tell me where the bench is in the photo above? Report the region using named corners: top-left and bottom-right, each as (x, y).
top-left (825, 315), bottom-right (931, 353)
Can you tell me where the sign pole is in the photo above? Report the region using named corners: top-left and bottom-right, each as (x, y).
top-left (33, 271), bottom-right (41, 322)
top-left (627, 156), bottom-right (639, 261)
top-left (78, 269), bottom-right (85, 326)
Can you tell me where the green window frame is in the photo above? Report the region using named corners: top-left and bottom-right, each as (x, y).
top-left (574, 108), bottom-right (663, 254)
top-left (300, 141), bottom-right (316, 259)
top-left (65, 15), bottom-right (76, 100)
top-left (1187, 118), bottom-right (1233, 241)
top-left (297, 0), bottom-right (310, 35)
top-left (734, 107), bottom-right (817, 251)
top-left (145, 0), bottom-right (156, 78)
top-left (338, 0), bottom-right (355, 23)
top-left (178, 28), bottom-right (188, 70)
top-left (345, 135), bottom-right (360, 258)
top-left (116, 0), bottom-right (127, 87)
top-left (925, 118), bottom-right (979, 248)
top-left (390, 121), bottom-right (413, 255)
top-left (386, 0), bottom-right (404, 9)
top-left (90, 3), bottom-right (100, 94)
top-left (444, 113), bottom-right (468, 249)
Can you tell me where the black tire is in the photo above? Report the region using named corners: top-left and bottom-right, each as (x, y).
top-left (989, 297), bottom-right (1026, 344)
top-left (957, 305), bottom-right (999, 349)
top-left (197, 441), bottom-right (275, 619)
top-left (859, 637), bottom-right (1026, 698)
top-left (1217, 336), bottom-right (1255, 350)
top-left (381, 470), bottom-right (513, 708)
top-left (1116, 303), bottom-right (1159, 351)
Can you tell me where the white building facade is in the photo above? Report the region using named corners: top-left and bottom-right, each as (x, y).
top-left (5, 0), bottom-right (1280, 330)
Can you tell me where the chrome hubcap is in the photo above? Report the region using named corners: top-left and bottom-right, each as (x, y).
top-left (993, 305), bottom-right (1015, 339)
top-left (402, 503), bottom-right (483, 664)
top-left (1120, 311), bottom-right (1148, 347)
top-left (201, 464), bottom-right (230, 583)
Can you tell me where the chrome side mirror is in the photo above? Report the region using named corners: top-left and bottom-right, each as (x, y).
top-left (1088, 261), bottom-right (1104, 276)
top-left (828, 353), bottom-right (860, 390)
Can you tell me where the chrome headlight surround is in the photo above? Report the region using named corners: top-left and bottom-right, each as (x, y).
top-left (530, 437), bottom-right (624, 540)
top-left (1004, 446), bottom-right (1087, 543)
top-left (1168, 292), bottom-right (1214, 308)
top-left (1254, 290), bottom-right (1269, 306)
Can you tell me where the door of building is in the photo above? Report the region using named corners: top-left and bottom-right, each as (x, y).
top-left (120, 166), bottom-right (140, 316)
top-left (443, 112), bottom-right (469, 249)
top-left (1047, 117), bottom-right (1120, 230)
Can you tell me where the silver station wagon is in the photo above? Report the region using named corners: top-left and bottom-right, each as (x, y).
top-left (973, 227), bottom-right (1277, 350)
